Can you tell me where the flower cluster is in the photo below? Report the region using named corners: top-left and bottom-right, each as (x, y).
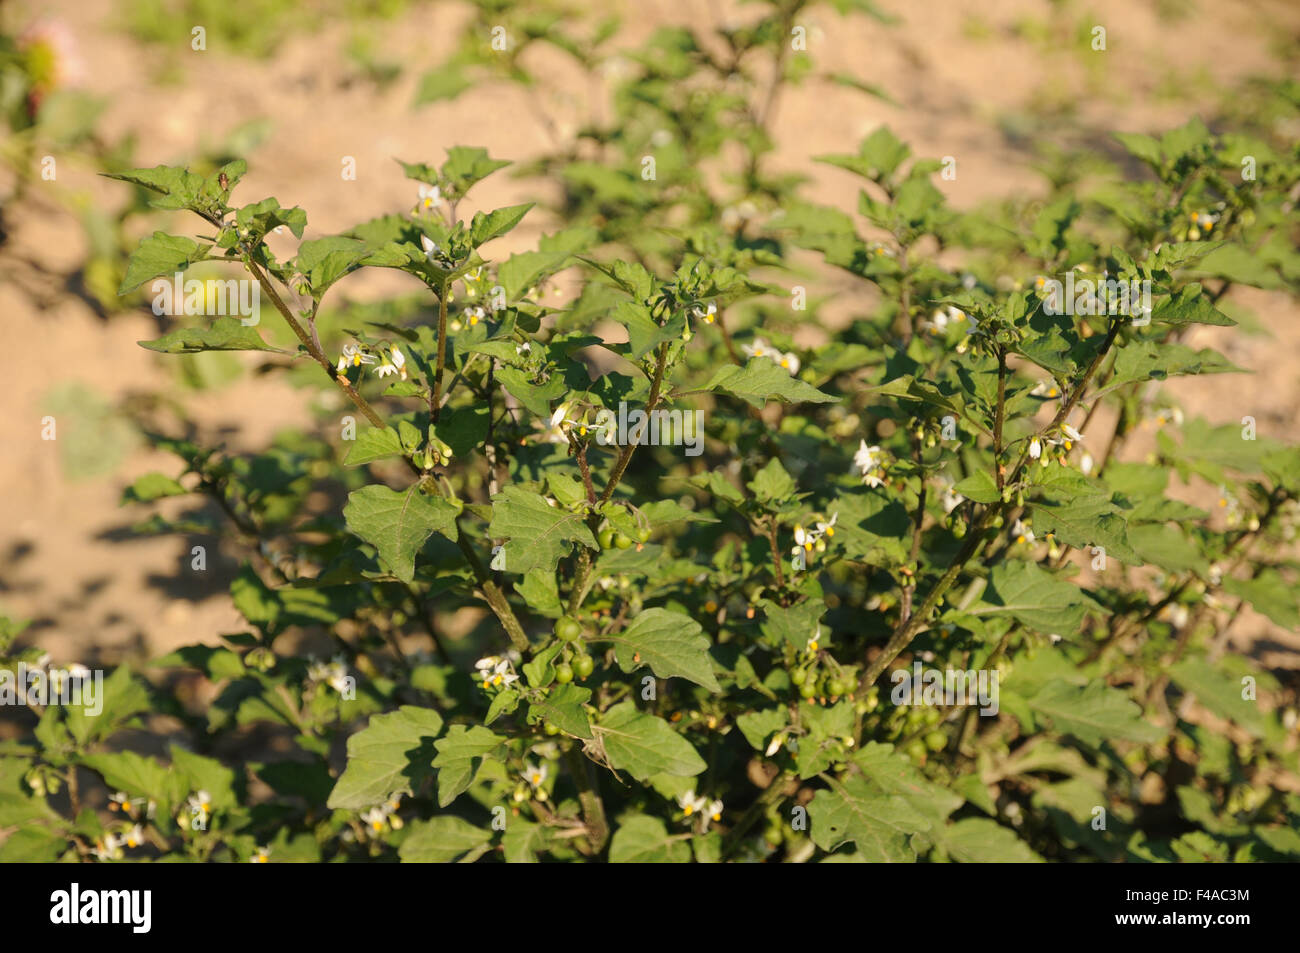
top-left (677, 790), bottom-right (724, 829)
top-left (742, 337), bottom-right (800, 376)
top-left (361, 795), bottom-right (405, 835)
top-left (475, 654), bottom-right (520, 691)
top-left (853, 440), bottom-right (890, 488)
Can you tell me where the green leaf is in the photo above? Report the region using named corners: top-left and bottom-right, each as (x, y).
top-left (704, 360), bottom-right (837, 409)
top-left (808, 775), bottom-right (930, 861)
top-left (1150, 284), bottom-right (1235, 327)
top-left (432, 726), bottom-right (506, 807)
top-left (1168, 658), bottom-right (1265, 737)
top-left (294, 236), bottom-right (368, 295)
top-left (343, 484), bottom-right (461, 583)
top-left (470, 203), bottom-right (534, 247)
top-left (121, 472), bottom-right (187, 503)
top-left (343, 427), bottom-right (406, 466)
top-left (139, 316), bottom-right (280, 354)
top-left (602, 607), bottom-right (720, 692)
top-left (487, 486), bottom-right (597, 574)
top-left (398, 816), bottom-right (491, 863)
top-left (595, 701), bottom-right (706, 780)
top-left (932, 818), bottom-right (1044, 862)
top-left (413, 64), bottom-right (474, 104)
top-left (952, 469), bottom-right (1000, 504)
top-left (972, 561), bottom-right (1097, 635)
top-left (851, 743), bottom-right (963, 825)
top-left (748, 458), bottom-right (797, 503)
top-left (1029, 494), bottom-right (1143, 566)
top-left (439, 146), bottom-right (511, 195)
top-left (120, 232), bottom-right (208, 294)
top-left (1026, 679), bottom-right (1163, 746)
top-left (609, 815), bottom-right (690, 862)
top-left (528, 684), bottom-right (593, 739)
top-left (736, 708), bottom-right (788, 751)
top-left (327, 707), bottom-right (445, 810)
top-left (1220, 569), bottom-right (1300, 629)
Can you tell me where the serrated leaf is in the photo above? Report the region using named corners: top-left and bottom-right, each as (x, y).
top-left (602, 607), bottom-right (720, 692)
top-left (432, 726), bottom-right (506, 807)
top-left (344, 427), bottom-right (405, 466)
top-left (1026, 679), bottom-right (1163, 746)
top-left (398, 816), bottom-right (490, 863)
top-left (595, 701), bottom-right (706, 780)
top-left (808, 775), bottom-right (928, 861)
top-left (470, 203), bottom-right (533, 247)
top-left (609, 814), bottom-right (690, 862)
top-left (973, 560), bottom-right (1097, 635)
top-left (327, 707), bottom-right (444, 810)
top-left (120, 232), bottom-right (208, 294)
top-left (139, 316), bottom-right (279, 354)
top-left (343, 484), bottom-right (460, 583)
top-left (487, 486), bottom-right (597, 574)
top-left (529, 684), bottom-right (593, 739)
top-left (705, 360), bottom-right (837, 409)
top-left (932, 818), bottom-right (1044, 862)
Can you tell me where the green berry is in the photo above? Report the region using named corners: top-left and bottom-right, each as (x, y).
top-left (925, 730), bottom-right (946, 752)
top-left (555, 663), bottom-right (574, 684)
top-left (799, 681), bottom-right (817, 699)
top-left (790, 667), bottom-right (808, 686)
top-left (614, 533), bottom-right (633, 550)
top-left (598, 529), bottom-right (615, 549)
top-left (555, 616), bottom-right (582, 641)
top-left (827, 678), bottom-right (849, 697)
top-left (635, 526), bottom-right (652, 543)
top-left (574, 655), bottom-right (595, 679)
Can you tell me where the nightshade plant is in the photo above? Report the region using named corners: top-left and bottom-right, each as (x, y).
top-left (2, 1), bottom-right (1300, 864)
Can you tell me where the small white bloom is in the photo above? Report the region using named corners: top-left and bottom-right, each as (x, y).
top-left (1029, 438), bottom-right (1042, 460)
top-left (522, 761), bottom-right (548, 788)
top-left (250, 846), bottom-right (271, 863)
top-left (677, 790), bottom-right (708, 817)
top-left (418, 183), bottom-right (443, 211)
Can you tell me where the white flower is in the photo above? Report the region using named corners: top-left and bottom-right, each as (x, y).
top-left (361, 806), bottom-right (389, 834)
top-left (1030, 379), bottom-right (1061, 399)
top-left (550, 404), bottom-right (569, 429)
top-left (1080, 452), bottom-right (1095, 475)
top-left (678, 790), bottom-right (708, 817)
top-left (516, 342), bottom-right (532, 356)
top-left (186, 790), bottom-right (212, 825)
top-left (522, 762), bottom-right (548, 788)
top-left (937, 479), bottom-right (964, 514)
top-left (805, 624), bottom-right (823, 655)
top-left (250, 846), bottom-right (271, 863)
top-left (853, 440), bottom-right (887, 488)
top-left (742, 337), bottom-right (801, 376)
top-left (376, 346), bottom-right (407, 380)
top-left (340, 342), bottom-right (376, 370)
top-left (418, 183), bottom-right (443, 211)
top-left (815, 513), bottom-right (837, 538)
top-left (1059, 424), bottom-right (1083, 448)
top-left (464, 305), bottom-right (485, 326)
top-left (123, 824), bottom-right (145, 850)
top-left (478, 657), bottom-right (519, 690)
top-left (1012, 519), bottom-right (1035, 545)
top-left (702, 799), bottom-right (724, 830)
top-left (1028, 438), bottom-right (1042, 460)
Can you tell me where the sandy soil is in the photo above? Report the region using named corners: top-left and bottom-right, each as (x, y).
top-left (2, 0), bottom-right (1298, 671)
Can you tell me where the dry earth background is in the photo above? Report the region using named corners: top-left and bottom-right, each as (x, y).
top-left (2, 0), bottom-right (1298, 681)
